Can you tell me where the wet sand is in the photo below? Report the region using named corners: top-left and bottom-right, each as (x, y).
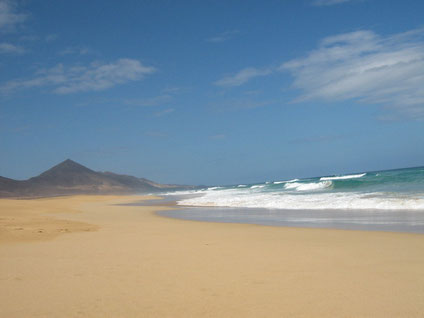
top-left (1, 195), bottom-right (424, 317)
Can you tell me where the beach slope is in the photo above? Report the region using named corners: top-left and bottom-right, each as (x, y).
top-left (1, 196), bottom-right (423, 317)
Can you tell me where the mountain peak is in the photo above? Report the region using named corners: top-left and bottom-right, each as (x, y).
top-left (0, 159), bottom-right (197, 197)
top-left (62, 158), bottom-right (76, 164)
top-left (37, 159), bottom-right (94, 179)
top-left (57, 159), bottom-right (84, 168)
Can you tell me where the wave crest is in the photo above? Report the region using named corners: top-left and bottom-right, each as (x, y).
top-left (274, 179), bottom-right (299, 184)
top-left (284, 181), bottom-right (332, 191)
top-left (207, 186), bottom-right (223, 190)
top-left (320, 173), bottom-right (366, 181)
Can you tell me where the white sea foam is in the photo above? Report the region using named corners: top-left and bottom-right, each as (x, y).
top-left (175, 188), bottom-right (424, 210)
top-left (160, 189), bottom-right (205, 196)
top-left (283, 183), bottom-right (299, 189)
top-left (274, 179), bottom-right (299, 184)
top-left (284, 181), bottom-right (332, 191)
top-left (207, 186), bottom-right (223, 190)
top-left (168, 167), bottom-right (424, 211)
top-left (320, 173), bottom-right (366, 181)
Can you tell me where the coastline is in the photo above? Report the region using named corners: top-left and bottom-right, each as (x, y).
top-left (125, 195), bottom-right (424, 234)
top-left (1, 195), bottom-right (424, 317)
top-left (158, 205), bottom-right (424, 234)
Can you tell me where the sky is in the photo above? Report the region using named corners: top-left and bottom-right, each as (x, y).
top-left (1, 0), bottom-right (424, 185)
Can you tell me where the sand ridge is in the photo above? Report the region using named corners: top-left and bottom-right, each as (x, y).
top-left (0, 196), bottom-right (107, 244)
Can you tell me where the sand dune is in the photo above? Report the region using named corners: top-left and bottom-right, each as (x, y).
top-left (1, 195), bottom-right (424, 317)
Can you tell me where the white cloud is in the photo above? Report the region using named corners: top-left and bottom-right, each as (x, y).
top-left (1, 58), bottom-right (156, 94)
top-left (0, 0), bottom-right (26, 31)
top-left (162, 86), bottom-right (186, 94)
top-left (145, 131), bottom-right (167, 138)
top-left (206, 30), bottom-right (239, 43)
top-left (45, 34), bottom-right (58, 42)
top-left (312, 0), bottom-right (354, 6)
top-left (280, 28), bottom-right (424, 118)
top-left (215, 67), bottom-right (272, 87)
top-left (0, 42), bottom-right (24, 54)
top-left (125, 95), bottom-right (172, 107)
top-left (209, 134), bottom-right (226, 140)
top-left (213, 98), bottom-right (275, 111)
top-left (59, 46), bottom-right (92, 56)
top-left (153, 108), bottom-right (175, 117)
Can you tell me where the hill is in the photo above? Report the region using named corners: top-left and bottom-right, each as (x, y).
top-left (0, 159), bottom-right (197, 197)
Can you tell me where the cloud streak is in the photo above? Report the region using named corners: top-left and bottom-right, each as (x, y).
top-left (1, 58), bottom-right (156, 94)
top-left (312, 0), bottom-right (355, 6)
top-left (0, 42), bottom-right (24, 54)
top-left (153, 108), bottom-right (175, 117)
top-left (214, 67), bottom-right (272, 87)
top-left (280, 28), bottom-right (424, 118)
top-left (125, 94), bottom-right (172, 107)
top-left (0, 0), bottom-right (26, 31)
top-left (209, 134), bottom-right (226, 140)
top-left (59, 46), bottom-right (92, 56)
top-left (213, 97), bottom-right (275, 111)
top-left (206, 30), bottom-right (239, 43)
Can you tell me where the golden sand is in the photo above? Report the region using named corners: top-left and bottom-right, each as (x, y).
top-left (1, 195), bottom-right (424, 317)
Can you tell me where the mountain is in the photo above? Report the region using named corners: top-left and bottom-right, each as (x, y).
top-left (0, 159), bottom-right (197, 198)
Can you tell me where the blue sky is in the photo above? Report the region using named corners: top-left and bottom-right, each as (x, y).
top-left (1, 0), bottom-right (423, 185)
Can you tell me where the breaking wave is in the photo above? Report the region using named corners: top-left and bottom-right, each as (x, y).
top-left (284, 181), bottom-right (332, 191)
top-left (166, 166), bottom-right (424, 211)
top-left (274, 179), bottom-right (299, 184)
top-left (320, 173), bottom-right (366, 181)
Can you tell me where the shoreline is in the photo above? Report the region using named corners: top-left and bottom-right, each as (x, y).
top-left (157, 205), bottom-right (424, 234)
top-left (157, 208), bottom-right (424, 235)
top-left (1, 195), bottom-right (424, 317)
top-left (124, 195), bottom-right (424, 234)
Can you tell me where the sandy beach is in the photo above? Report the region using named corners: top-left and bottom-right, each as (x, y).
top-left (1, 195), bottom-right (424, 317)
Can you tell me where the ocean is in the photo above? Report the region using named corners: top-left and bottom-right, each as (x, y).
top-left (158, 166), bottom-right (424, 233)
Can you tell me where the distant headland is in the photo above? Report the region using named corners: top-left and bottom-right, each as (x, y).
top-left (0, 159), bottom-right (197, 198)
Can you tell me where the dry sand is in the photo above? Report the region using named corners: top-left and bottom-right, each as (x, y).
top-left (1, 195), bottom-right (424, 317)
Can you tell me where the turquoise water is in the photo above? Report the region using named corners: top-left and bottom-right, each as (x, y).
top-left (157, 167), bottom-right (424, 233)
top-left (169, 166), bottom-right (424, 210)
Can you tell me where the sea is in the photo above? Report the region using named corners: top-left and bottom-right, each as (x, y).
top-left (157, 166), bottom-right (424, 233)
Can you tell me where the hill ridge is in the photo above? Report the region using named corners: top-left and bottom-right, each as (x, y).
top-left (0, 159), bottom-right (197, 197)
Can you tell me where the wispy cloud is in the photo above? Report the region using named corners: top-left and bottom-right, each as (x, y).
top-left (289, 134), bottom-right (345, 144)
top-left (145, 131), bottom-right (167, 138)
top-left (206, 30), bottom-right (239, 43)
top-left (312, 0), bottom-right (355, 6)
top-left (213, 97), bottom-right (275, 111)
top-left (59, 46), bottom-right (93, 56)
top-left (1, 124), bottom-right (31, 133)
top-left (209, 134), bottom-right (226, 140)
top-left (0, 0), bottom-right (26, 31)
top-left (280, 28), bottom-right (424, 118)
top-left (153, 108), bottom-right (174, 117)
top-left (162, 86), bottom-right (188, 94)
top-left (1, 58), bottom-right (156, 94)
top-left (75, 96), bottom-right (115, 107)
top-left (19, 34), bottom-right (58, 42)
top-left (214, 67), bottom-right (272, 87)
top-left (0, 42), bottom-right (24, 54)
top-left (125, 94), bottom-right (172, 107)
top-left (45, 34), bottom-right (58, 42)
